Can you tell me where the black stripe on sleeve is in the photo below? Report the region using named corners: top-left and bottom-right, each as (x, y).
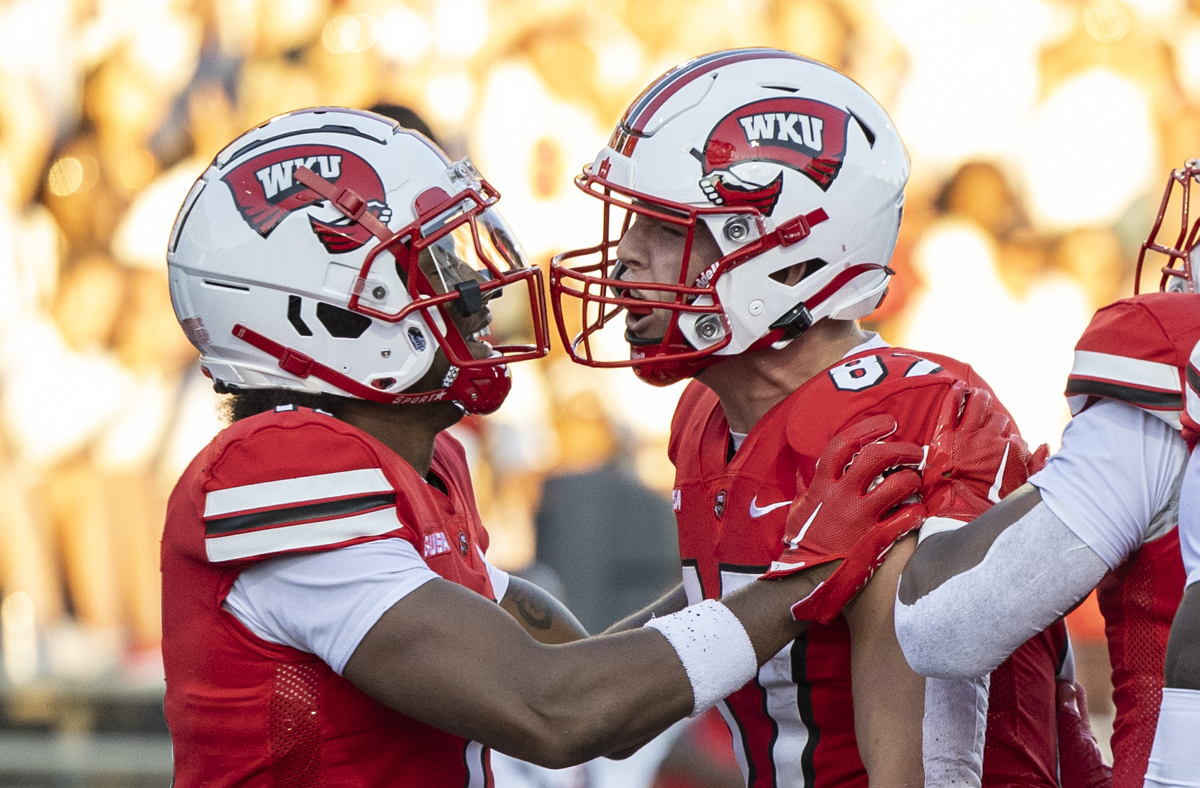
top-left (1187, 363), bottom-right (1200, 397)
top-left (205, 492), bottom-right (396, 536)
top-left (1065, 377), bottom-right (1182, 410)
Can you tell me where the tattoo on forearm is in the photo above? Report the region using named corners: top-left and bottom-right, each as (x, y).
top-left (513, 589), bottom-right (553, 631)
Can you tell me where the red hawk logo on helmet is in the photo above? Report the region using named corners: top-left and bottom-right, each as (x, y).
top-left (698, 98), bottom-right (852, 214)
top-left (222, 144), bottom-right (393, 253)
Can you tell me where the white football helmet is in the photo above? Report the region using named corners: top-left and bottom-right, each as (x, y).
top-left (550, 48), bottom-right (909, 385)
top-left (167, 107), bottom-right (548, 414)
top-left (1137, 159), bottom-right (1200, 294)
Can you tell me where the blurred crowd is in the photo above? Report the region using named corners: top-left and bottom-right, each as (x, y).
top-left (1, 1), bottom-right (1199, 767)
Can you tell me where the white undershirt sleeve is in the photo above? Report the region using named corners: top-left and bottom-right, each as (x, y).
top-left (1179, 447), bottom-right (1200, 586)
top-left (1028, 399), bottom-right (1187, 569)
top-left (223, 538), bottom-right (440, 675)
top-left (478, 544), bottom-right (511, 602)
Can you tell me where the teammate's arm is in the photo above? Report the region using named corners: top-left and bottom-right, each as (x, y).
top-left (896, 399), bottom-right (1184, 680)
top-left (1144, 446), bottom-right (1200, 788)
top-left (342, 566), bottom-right (818, 767)
top-left (604, 583), bottom-right (688, 634)
top-left (500, 574), bottom-right (589, 643)
top-left (842, 534), bottom-right (926, 788)
top-left (342, 419), bottom-right (919, 768)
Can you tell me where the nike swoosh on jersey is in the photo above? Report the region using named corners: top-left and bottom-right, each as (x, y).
top-left (749, 496), bottom-right (794, 518)
top-left (786, 502), bottom-right (821, 549)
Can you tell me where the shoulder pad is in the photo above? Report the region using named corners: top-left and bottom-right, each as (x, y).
top-left (1185, 340), bottom-right (1200, 441)
top-left (784, 349), bottom-right (979, 454)
top-left (1066, 294), bottom-right (1200, 427)
top-left (202, 408), bottom-right (406, 563)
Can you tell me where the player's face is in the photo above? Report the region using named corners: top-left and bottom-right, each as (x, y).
top-left (614, 211), bottom-right (722, 344)
top-left (415, 242), bottom-right (497, 363)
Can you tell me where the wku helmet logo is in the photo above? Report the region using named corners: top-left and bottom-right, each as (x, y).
top-left (698, 98), bottom-right (851, 213)
top-left (222, 144), bottom-right (392, 253)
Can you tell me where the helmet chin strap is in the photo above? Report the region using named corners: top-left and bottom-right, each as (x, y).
top-left (293, 165), bottom-right (393, 243)
top-left (230, 324), bottom-right (454, 406)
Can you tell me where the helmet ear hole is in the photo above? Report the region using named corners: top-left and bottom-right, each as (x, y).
top-left (769, 258), bottom-right (827, 285)
top-left (316, 302), bottom-right (372, 338)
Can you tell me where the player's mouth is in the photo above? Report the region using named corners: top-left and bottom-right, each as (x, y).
top-left (623, 296), bottom-right (665, 346)
top-left (462, 315), bottom-right (497, 359)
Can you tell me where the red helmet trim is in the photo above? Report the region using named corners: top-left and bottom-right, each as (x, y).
top-left (618, 49), bottom-right (809, 152)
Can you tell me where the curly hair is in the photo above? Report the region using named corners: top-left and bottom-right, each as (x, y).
top-left (216, 383), bottom-right (352, 424)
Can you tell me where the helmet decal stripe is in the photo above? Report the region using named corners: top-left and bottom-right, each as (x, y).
top-left (617, 49), bottom-right (809, 148)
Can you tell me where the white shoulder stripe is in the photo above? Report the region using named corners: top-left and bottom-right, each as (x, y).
top-left (205, 506), bottom-right (403, 562)
top-left (204, 468), bottom-right (392, 517)
top-left (1070, 350), bottom-right (1181, 392)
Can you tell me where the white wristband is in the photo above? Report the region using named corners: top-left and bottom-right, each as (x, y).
top-left (645, 599), bottom-right (758, 717)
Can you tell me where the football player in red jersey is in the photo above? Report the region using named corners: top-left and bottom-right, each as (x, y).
top-left (1147, 341), bottom-right (1200, 786)
top-left (893, 160), bottom-right (1200, 788)
top-left (162, 106), bottom-right (927, 787)
top-left (550, 48), bottom-right (1069, 788)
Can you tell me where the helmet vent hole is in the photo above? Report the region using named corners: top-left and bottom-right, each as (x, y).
top-left (288, 295), bottom-right (313, 336)
top-left (316, 302), bottom-right (371, 338)
top-left (769, 258), bottom-right (827, 285)
top-left (371, 377), bottom-right (397, 390)
top-left (408, 327), bottom-right (428, 352)
top-left (848, 110), bottom-right (876, 148)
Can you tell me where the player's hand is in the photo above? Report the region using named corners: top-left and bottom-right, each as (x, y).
top-left (1055, 680), bottom-right (1113, 788)
top-left (762, 414), bottom-right (926, 624)
top-left (923, 382), bottom-right (1049, 521)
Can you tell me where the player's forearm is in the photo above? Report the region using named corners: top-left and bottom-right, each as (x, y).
top-left (603, 582), bottom-right (687, 634)
top-left (500, 575), bottom-right (589, 643)
top-left (347, 571), bottom-right (820, 768)
top-left (513, 571), bottom-right (820, 763)
top-left (485, 568), bottom-right (820, 764)
top-left (895, 499), bottom-right (1107, 679)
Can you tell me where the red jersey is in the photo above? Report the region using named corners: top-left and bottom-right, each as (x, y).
top-left (1061, 292), bottom-right (1200, 788)
top-left (669, 345), bottom-right (1062, 788)
top-left (161, 406), bottom-right (496, 787)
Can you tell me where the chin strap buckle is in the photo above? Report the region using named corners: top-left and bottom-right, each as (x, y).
top-left (278, 348), bottom-right (315, 378)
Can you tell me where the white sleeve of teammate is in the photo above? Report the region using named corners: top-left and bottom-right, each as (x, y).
top-left (897, 506), bottom-right (1107, 679)
top-left (223, 539), bottom-right (440, 675)
top-left (896, 399), bottom-right (1183, 680)
top-left (923, 675), bottom-right (989, 787)
top-left (1031, 399), bottom-right (1187, 569)
top-left (1179, 447), bottom-right (1200, 586)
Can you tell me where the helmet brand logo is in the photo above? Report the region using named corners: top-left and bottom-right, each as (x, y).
top-left (391, 391), bottom-right (447, 404)
top-left (694, 260), bottom-right (721, 288)
top-left (699, 98), bottom-right (851, 213)
top-left (222, 144), bottom-right (392, 254)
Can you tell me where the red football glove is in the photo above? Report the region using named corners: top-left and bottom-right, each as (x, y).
top-left (762, 414), bottom-right (926, 624)
top-left (922, 382), bottom-right (1049, 521)
top-left (1056, 679), bottom-right (1113, 788)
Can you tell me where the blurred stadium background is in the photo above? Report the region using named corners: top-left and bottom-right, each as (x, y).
top-left (0, 0), bottom-right (1196, 783)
